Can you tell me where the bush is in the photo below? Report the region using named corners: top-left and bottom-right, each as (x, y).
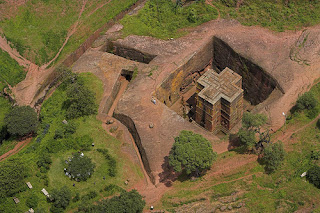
top-left (77, 190), bottom-right (145, 213)
top-left (5, 106), bottom-right (39, 137)
top-left (97, 149), bottom-right (117, 177)
top-left (306, 165), bottom-right (320, 188)
top-left (50, 186), bottom-right (72, 211)
top-left (37, 153), bottom-right (52, 172)
top-left (65, 153), bottom-right (95, 181)
top-left (26, 194), bottom-right (39, 208)
top-left (262, 141), bottom-right (285, 173)
top-left (295, 92), bottom-right (318, 111)
top-left (81, 191), bottom-right (97, 201)
top-left (72, 193), bottom-right (80, 203)
top-left (104, 184), bottom-right (126, 196)
top-left (0, 158), bottom-right (27, 198)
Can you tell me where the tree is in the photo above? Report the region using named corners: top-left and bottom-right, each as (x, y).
top-left (65, 82), bottom-right (97, 119)
top-left (50, 186), bottom-right (72, 212)
top-left (169, 130), bottom-right (217, 176)
top-left (262, 141), bottom-right (285, 173)
top-left (0, 158), bottom-right (27, 199)
top-left (5, 105), bottom-right (39, 136)
top-left (242, 112), bottom-right (267, 131)
top-left (238, 112), bottom-right (269, 151)
top-left (295, 92), bottom-right (318, 111)
top-left (65, 153), bottom-right (95, 181)
top-left (237, 128), bottom-right (256, 150)
top-left (306, 165), bottom-right (320, 188)
top-left (78, 190), bottom-right (145, 213)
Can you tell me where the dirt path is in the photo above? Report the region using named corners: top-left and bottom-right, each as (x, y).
top-left (86, 0), bottom-right (112, 18)
top-left (42, 0), bottom-right (88, 69)
top-left (0, 138), bottom-right (32, 161)
top-left (0, 35), bottom-right (34, 69)
top-left (205, 0), bottom-right (221, 20)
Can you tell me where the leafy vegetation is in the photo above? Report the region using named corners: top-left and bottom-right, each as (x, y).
top-left (49, 186), bottom-right (72, 212)
top-left (77, 190), bottom-right (145, 213)
top-left (0, 0), bottom-right (140, 65)
top-left (121, 0), bottom-right (218, 39)
top-left (0, 49), bottom-right (26, 91)
top-left (237, 112), bottom-right (268, 151)
top-left (65, 80), bottom-right (97, 119)
top-left (169, 130), bottom-right (217, 177)
top-left (0, 72), bottom-right (143, 212)
top-left (5, 105), bottom-right (39, 137)
top-left (65, 153), bottom-right (95, 181)
top-left (262, 141), bottom-right (286, 173)
top-left (306, 165), bottom-right (320, 189)
top-left (215, 0), bottom-right (320, 32)
top-left (97, 149), bottom-right (117, 177)
top-left (0, 158), bottom-right (27, 199)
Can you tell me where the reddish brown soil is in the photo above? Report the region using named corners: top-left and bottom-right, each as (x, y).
top-left (0, 138), bottom-right (32, 162)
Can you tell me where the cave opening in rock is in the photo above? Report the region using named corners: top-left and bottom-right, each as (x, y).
top-left (120, 69), bottom-right (133, 82)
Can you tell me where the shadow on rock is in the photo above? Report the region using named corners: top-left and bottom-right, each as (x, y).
top-left (158, 156), bottom-right (180, 187)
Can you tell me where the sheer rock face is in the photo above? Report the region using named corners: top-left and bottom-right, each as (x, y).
top-left (73, 19), bottom-right (320, 184)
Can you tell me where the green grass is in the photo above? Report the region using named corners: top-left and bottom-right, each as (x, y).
top-left (0, 72), bottom-right (143, 212)
top-left (0, 0), bottom-right (139, 66)
top-left (0, 49), bottom-right (26, 91)
top-left (214, 0), bottom-right (320, 32)
top-left (120, 0), bottom-right (218, 39)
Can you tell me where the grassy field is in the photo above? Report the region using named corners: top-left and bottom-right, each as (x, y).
top-left (120, 0), bottom-right (320, 40)
top-left (120, 0), bottom-right (218, 39)
top-left (214, 0), bottom-right (320, 32)
top-left (0, 72), bottom-right (143, 212)
top-left (0, 0), bottom-right (139, 66)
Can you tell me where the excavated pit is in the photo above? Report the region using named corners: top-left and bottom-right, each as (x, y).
top-left (156, 36), bottom-right (279, 112)
top-left (212, 37), bottom-right (277, 105)
top-left (104, 41), bottom-right (157, 64)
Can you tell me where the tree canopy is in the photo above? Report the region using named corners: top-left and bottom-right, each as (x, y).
top-left (78, 190), bottom-right (145, 213)
top-left (262, 141), bottom-right (285, 173)
top-left (5, 105), bottom-right (39, 137)
top-left (65, 153), bottom-right (95, 181)
top-left (306, 165), bottom-right (320, 189)
top-left (0, 158), bottom-right (27, 199)
top-left (169, 130), bottom-right (217, 176)
top-left (238, 112), bottom-right (269, 151)
top-left (50, 186), bottom-right (72, 212)
top-left (65, 81), bottom-right (97, 119)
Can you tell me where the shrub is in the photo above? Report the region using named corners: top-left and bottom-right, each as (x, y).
top-left (37, 153), bottom-right (52, 172)
top-left (81, 191), bottom-right (97, 201)
top-left (50, 186), bottom-right (72, 211)
top-left (26, 194), bottom-right (39, 208)
top-left (5, 106), bottom-right (39, 137)
top-left (306, 165), bottom-right (320, 188)
top-left (97, 149), bottom-right (117, 177)
top-left (262, 141), bottom-right (285, 173)
top-left (295, 92), bottom-right (318, 111)
top-left (65, 153), bottom-right (95, 181)
top-left (77, 190), bottom-right (145, 213)
top-left (72, 193), bottom-right (80, 203)
top-left (0, 158), bottom-right (27, 198)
